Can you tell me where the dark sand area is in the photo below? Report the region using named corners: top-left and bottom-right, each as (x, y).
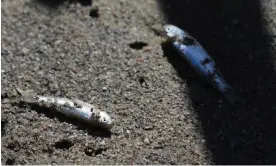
top-left (2, 0), bottom-right (276, 164)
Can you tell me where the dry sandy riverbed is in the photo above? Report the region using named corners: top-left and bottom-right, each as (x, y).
top-left (2, 0), bottom-right (276, 164)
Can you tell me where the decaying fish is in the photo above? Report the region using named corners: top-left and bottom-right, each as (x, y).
top-left (15, 88), bottom-right (114, 130)
top-left (164, 24), bottom-right (244, 105)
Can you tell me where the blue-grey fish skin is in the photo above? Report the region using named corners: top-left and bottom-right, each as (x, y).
top-left (172, 41), bottom-right (216, 79)
top-left (172, 41), bottom-right (243, 105)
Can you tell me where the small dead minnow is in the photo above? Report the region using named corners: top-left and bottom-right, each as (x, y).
top-left (15, 88), bottom-right (114, 130)
top-left (164, 24), bottom-right (244, 105)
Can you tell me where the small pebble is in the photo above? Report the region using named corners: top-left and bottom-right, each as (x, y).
top-left (54, 40), bottom-right (62, 45)
top-left (144, 138), bottom-right (150, 144)
top-left (143, 126), bottom-right (153, 130)
top-left (102, 87), bottom-right (107, 91)
top-left (142, 46), bottom-right (153, 53)
top-left (136, 58), bottom-right (144, 62)
top-left (126, 130), bottom-right (131, 134)
top-left (85, 147), bottom-right (94, 156)
top-left (22, 47), bottom-right (29, 54)
top-left (100, 140), bottom-right (106, 146)
top-left (2, 98), bottom-right (10, 104)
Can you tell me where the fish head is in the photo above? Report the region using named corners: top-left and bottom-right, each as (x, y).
top-left (163, 24), bottom-right (184, 41)
top-left (164, 24), bottom-right (195, 44)
top-left (97, 111), bottom-right (114, 129)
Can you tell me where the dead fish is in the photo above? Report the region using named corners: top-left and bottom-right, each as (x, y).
top-left (164, 24), bottom-right (244, 105)
top-left (15, 88), bottom-right (114, 130)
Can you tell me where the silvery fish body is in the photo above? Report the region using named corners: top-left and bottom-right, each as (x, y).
top-left (16, 88), bottom-right (114, 129)
top-left (164, 24), bottom-right (244, 105)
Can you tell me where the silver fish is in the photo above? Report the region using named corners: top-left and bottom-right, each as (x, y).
top-left (15, 88), bottom-right (114, 130)
top-left (164, 24), bottom-right (244, 105)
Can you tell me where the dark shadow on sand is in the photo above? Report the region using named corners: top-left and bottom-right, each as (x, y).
top-left (158, 0), bottom-right (276, 164)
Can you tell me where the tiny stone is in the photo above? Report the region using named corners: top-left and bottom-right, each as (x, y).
top-left (126, 130), bottom-right (131, 134)
top-left (33, 128), bottom-right (39, 133)
top-left (54, 40), bottom-right (62, 45)
top-left (2, 98), bottom-right (10, 104)
top-left (144, 138), bottom-right (150, 144)
top-left (136, 141), bottom-right (143, 146)
top-left (143, 126), bottom-right (153, 130)
top-left (100, 140), bottom-right (106, 145)
top-left (40, 45), bottom-right (48, 50)
top-left (22, 47), bottom-right (29, 54)
top-left (1, 50), bottom-right (9, 56)
top-left (102, 87), bottom-right (107, 91)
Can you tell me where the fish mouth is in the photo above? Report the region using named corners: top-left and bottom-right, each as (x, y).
top-left (161, 25), bottom-right (172, 37)
top-left (101, 118), bottom-right (114, 129)
top-left (160, 29), bottom-right (170, 38)
top-left (102, 121), bottom-right (114, 129)
top-left (162, 26), bottom-right (179, 41)
top-left (91, 120), bottom-right (114, 130)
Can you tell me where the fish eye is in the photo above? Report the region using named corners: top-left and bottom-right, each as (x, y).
top-left (166, 27), bottom-right (171, 32)
top-left (102, 117), bottom-right (107, 122)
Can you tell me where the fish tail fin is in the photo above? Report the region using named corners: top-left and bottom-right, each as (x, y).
top-left (212, 75), bottom-right (246, 106)
top-left (223, 86), bottom-right (245, 106)
top-left (15, 87), bottom-right (37, 103)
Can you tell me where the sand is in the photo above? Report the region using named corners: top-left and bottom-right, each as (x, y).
top-left (2, 0), bottom-right (276, 164)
